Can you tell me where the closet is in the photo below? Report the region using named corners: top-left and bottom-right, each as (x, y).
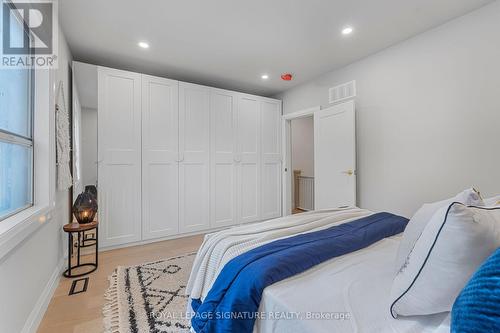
top-left (178, 82), bottom-right (211, 234)
top-left (96, 65), bottom-right (282, 248)
top-left (141, 75), bottom-right (179, 240)
top-left (210, 89), bottom-right (238, 228)
top-left (98, 67), bottom-right (142, 247)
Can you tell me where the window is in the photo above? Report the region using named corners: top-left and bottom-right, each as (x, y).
top-left (0, 12), bottom-right (34, 221)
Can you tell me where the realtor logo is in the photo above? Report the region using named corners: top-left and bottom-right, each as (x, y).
top-left (1, 0), bottom-right (58, 68)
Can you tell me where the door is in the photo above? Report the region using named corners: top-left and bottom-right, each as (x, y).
top-left (142, 75), bottom-right (179, 240)
top-left (98, 67), bottom-right (142, 247)
top-left (314, 100), bottom-right (356, 210)
top-left (261, 99), bottom-right (282, 220)
top-left (179, 83), bottom-right (210, 233)
top-left (237, 95), bottom-right (261, 223)
top-left (210, 88), bottom-right (238, 228)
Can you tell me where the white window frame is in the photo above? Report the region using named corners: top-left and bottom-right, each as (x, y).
top-left (0, 68), bottom-right (56, 259)
top-left (0, 3), bottom-right (36, 222)
top-left (0, 71), bottom-right (35, 222)
top-left (0, 1), bottom-right (57, 259)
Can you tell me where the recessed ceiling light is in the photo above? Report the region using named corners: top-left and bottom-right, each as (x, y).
top-left (261, 74), bottom-right (269, 80)
top-left (138, 41), bottom-right (150, 49)
top-left (342, 26), bottom-right (354, 35)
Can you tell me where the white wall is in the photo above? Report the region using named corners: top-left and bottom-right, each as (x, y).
top-left (276, 1), bottom-right (500, 217)
top-left (0, 25), bottom-right (72, 333)
top-left (81, 107), bottom-right (98, 187)
top-left (291, 117), bottom-right (314, 177)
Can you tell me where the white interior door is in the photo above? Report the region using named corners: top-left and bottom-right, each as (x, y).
top-left (142, 75), bottom-right (179, 240)
top-left (261, 99), bottom-right (282, 220)
top-left (237, 95), bottom-right (261, 224)
top-left (210, 88), bottom-right (238, 228)
top-left (98, 67), bottom-right (142, 247)
top-left (314, 100), bottom-right (356, 210)
top-left (179, 83), bottom-right (210, 233)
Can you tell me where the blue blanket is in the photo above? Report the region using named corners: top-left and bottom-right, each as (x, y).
top-left (191, 212), bottom-right (408, 333)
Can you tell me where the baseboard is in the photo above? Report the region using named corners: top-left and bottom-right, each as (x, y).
top-left (97, 218), bottom-right (279, 252)
top-left (98, 227), bottom-right (222, 253)
top-left (21, 259), bottom-right (64, 333)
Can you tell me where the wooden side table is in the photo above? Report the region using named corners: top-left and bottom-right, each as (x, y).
top-left (62, 221), bottom-right (99, 278)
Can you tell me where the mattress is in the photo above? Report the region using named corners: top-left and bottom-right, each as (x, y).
top-left (255, 236), bottom-right (451, 333)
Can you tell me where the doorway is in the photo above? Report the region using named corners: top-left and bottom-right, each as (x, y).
top-left (290, 116), bottom-right (314, 214)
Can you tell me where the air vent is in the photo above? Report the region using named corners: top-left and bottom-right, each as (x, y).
top-left (328, 80), bottom-right (356, 104)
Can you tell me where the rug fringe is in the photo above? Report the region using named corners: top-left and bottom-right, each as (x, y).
top-left (103, 270), bottom-right (120, 333)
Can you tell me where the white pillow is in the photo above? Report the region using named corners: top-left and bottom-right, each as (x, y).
top-left (390, 203), bottom-right (500, 317)
top-left (394, 188), bottom-right (483, 274)
top-left (483, 195), bottom-right (500, 207)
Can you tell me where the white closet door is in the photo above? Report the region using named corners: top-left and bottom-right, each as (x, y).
top-left (179, 83), bottom-right (210, 233)
top-left (210, 89), bottom-right (238, 228)
top-left (98, 67), bottom-right (142, 247)
top-left (142, 75), bottom-right (179, 240)
top-left (237, 95), bottom-right (261, 224)
top-left (261, 99), bottom-right (282, 220)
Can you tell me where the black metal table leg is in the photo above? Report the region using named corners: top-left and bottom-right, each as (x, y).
top-left (77, 231), bottom-right (81, 266)
top-left (68, 232), bottom-right (72, 277)
top-left (95, 226), bottom-right (99, 268)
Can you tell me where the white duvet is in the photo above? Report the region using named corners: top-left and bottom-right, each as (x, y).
top-left (187, 208), bottom-right (451, 333)
top-left (186, 207), bottom-right (372, 301)
top-left (256, 236), bottom-right (450, 333)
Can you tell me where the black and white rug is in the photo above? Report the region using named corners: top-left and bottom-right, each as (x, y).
top-left (103, 253), bottom-right (196, 333)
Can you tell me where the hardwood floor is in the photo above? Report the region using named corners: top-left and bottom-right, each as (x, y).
top-left (292, 208), bottom-right (306, 214)
top-left (37, 234), bottom-right (204, 333)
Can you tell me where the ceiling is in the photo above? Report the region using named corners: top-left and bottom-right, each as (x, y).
top-left (60, 0), bottom-right (493, 97)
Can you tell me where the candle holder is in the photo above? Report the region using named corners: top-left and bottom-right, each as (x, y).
top-left (72, 191), bottom-right (98, 224)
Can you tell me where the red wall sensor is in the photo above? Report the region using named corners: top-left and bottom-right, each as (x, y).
top-left (281, 73), bottom-right (293, 81)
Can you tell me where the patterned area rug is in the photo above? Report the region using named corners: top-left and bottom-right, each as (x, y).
top-left (103, 253), bottom-right (196, 333)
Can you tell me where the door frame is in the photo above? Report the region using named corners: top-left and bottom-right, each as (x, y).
top-left (281, 106), bottom-right (320, 216)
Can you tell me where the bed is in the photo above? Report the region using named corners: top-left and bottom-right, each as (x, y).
top-left (185, 207), bottom-right (452, 333)
top-left (256, 236), bottom-right (450, 333)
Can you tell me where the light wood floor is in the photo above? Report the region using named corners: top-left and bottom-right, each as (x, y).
top-left (292, 208), bottom-right (306, 214)
top-left (37, 234), bottom-right (204, 333)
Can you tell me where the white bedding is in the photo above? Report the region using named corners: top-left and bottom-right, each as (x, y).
top-left (255, 236), bottom-right (450, 333)
top-left (186, 207), bottom-right (372, 300)
top-left (187, 209), bottom-right (451, 333)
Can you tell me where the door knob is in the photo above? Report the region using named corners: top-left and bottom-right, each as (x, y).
top-left (342, 169), bottom-right (354, 176)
